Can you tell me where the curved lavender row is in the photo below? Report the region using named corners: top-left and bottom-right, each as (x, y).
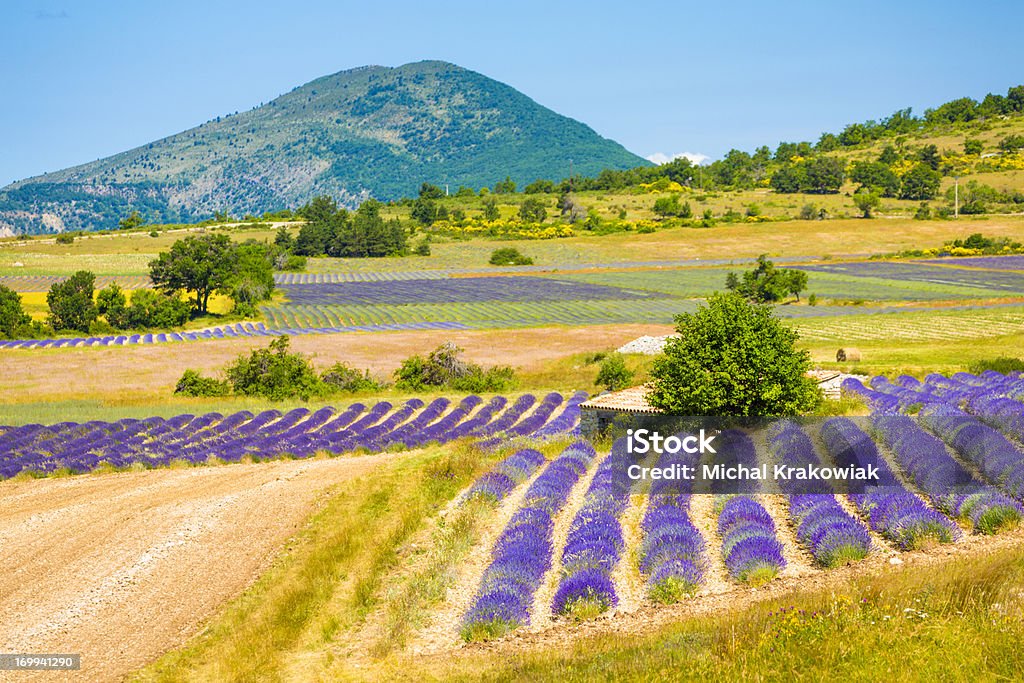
top-left (638, 446), bottom-right (706, 601)
top-left (402, 395), bottom-right (484, 448)
top-left (551, 438), bottom-right (633, 616)
top-left (506, 392), bottom-right (564, 437)
top-left (463, 448), bottom-right (547, 504)
top-left (461, 442), bottom-right (596, 640)
top-left (0, 393), bottom-right (579, 480)
top-left (475, 393), bottom-right (566, 449)
top-left (709, 429), bottom-right (760, 494)
top-left (386, 398), bottom-right (451, 446)
top-left (717, 495), bottom-right (786, 584)
top-left (820, 418), bottom-right (960, 550)
top-left (873, 415), bottom-right (1023, 534)
top-left (0, 320), bottom-right (474, 350)
top-left (444, 396), bottom-right (507, 440)
top-left (768, 421), bottom-right (871, 567)
top-left (532, 391), bottom-right (588, 438)
top-left (850, 374), bottom-right (1024, 503)
top-left (471, 394), bottom-right (537, 438)
top-left (867, 372), bottom-right (1024, 446)
top-left (919, 410), bottom-right (1024, 503)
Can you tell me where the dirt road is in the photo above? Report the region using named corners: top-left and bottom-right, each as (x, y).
top-left (0, 455), bottom-right (391, 682)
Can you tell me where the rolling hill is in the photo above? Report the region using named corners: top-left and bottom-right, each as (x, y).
top-left (0, 60), bottom-right (647, 235)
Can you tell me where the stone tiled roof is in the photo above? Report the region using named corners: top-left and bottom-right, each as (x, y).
top-left (580, 384), bottom-right (660, 414)
top-left (581, 371), bottom-right (850, 415)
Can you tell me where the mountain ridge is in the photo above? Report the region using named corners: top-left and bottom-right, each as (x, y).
top-left (0, 60), bottom-right (647, 234)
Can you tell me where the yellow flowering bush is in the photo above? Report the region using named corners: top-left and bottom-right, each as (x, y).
top-left (890, 159), bottom-right (918, 177)
top-left (427, 219), bottom-right (575, 240)
top-left (639, 179), bottom-right (686, 193)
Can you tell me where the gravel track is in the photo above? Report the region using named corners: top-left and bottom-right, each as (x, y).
top-left (0, 454), bottom-right (393, 682)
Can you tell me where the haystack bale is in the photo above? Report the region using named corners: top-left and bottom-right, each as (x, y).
top-left (836, 347), bottom-right (862, 362)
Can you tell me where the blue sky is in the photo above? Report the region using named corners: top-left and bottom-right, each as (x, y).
top-left (2, 0), bottom-right (1023, 187)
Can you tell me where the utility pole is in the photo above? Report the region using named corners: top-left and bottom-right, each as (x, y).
top-left (954, 175), bottom-right (959, 219)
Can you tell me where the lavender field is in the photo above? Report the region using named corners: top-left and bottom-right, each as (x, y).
top-left (0, 391), bottom-right (587, 479)
top-left (445, 369), bottom-right (1024, 641)
top-left (799, 261), bottom-right (1024, 293)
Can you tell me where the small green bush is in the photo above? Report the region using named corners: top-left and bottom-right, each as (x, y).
top-left (55, 233), bottom-right (75, 244)
top-left (595, 353), bottom-right (634, 391)
top-left (175, 369), bottom-right (230, 397)
top-left (321, 362), bottom-right (385, 393)
top-left (395, 342), bottom-right (517, 391)
top-left (489, 247), bottom-right (533, 266)
top-left (225, 336), bottom-right (326, 400)
top-left (969, 357), bottom-right (1024, 374)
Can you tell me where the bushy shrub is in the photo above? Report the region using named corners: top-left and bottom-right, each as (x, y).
top-left (55, 233), bottom-right (75, 244)
top-left (98, 285), bottom-right (190, 329)
top-left (450, 366), bottom-right (517, 392)
top-left (968, 357), bottom-right (1024, 374)
top-left (648, 292), bottom-right (820, 416)
top-left (489, 247), bottom-right (533, 266)
top-left (225, 336), bottom-right (326, 400)
top-left (395, 342), bottom-right (517, 391)
top-left (175, 369), bottom-right (230, 397)
top-left (275, 254), bottom-right (307, 272)
top-left (321, 362), bottom-right (386, 393)
top-left (595, 354), bottom-right (634, 391)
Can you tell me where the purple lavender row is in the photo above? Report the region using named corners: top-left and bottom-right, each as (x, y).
top-left (461, 442), bottom-right (597, 641)
top-left (638, 446), bottom-right (706, 602)
top-left (709, 429), bottom-right (761, 494)
top-left (849, 375), bottom-right (1024, 504)
top-left (531, 391), bottom-right (588, 438)
top-left (872, 415), bottom-right (1022, 534)
top-left (551, 438), bottom-right (633, 617)
top-left (919, 409), bottom-right (1024, 503)
top-left (0, 393), bottom-right (582, 479)
top-left (0, 320), bottom-right (475, 350)
top-left (717, 495), bottom-right (786, 585)
top-left (768, 421), bottom-right (871, 567)
top-left (474, 392), bottom-right (565, 449)
top-left (464, 448), bottom-right (548, 504)
top-left (820, 418), bottom-right (960, 550)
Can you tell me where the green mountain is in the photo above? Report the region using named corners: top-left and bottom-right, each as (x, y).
top-left (0, 60), bottom-right (647, 234)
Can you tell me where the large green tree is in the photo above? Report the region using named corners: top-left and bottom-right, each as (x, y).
top-left (230, 241), bottom-right (276, 313)
top-left (47, 270), bottom-right (98, 332)
top-left (0, 284), bottom-right (31, 338)
top-left (648, 292), bottom-right (821, 416)
top-left (726, 255), bottom-right (808, 302)
top-left (900, 163), bottom-right (942, 200)
top-left (149, 234), bottom-right (236, 314)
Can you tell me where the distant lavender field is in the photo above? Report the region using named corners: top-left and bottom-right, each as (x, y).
top-left (280, 276), bottom-right (665, 306)
top-left (918, 255), bottom-right (1024, 271)
top-left (799, 262), bottom-right (1024, 292)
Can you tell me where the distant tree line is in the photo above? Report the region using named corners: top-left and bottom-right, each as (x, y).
top-left (293, 196), bottom-right (407, 257)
